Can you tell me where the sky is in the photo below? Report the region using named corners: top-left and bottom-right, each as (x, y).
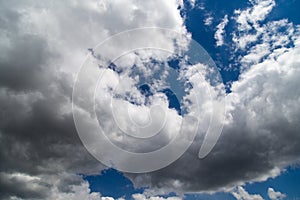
top-left (0, 0), bottom-right (300, 199)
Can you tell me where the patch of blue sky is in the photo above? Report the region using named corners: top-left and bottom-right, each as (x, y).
top-left (84, 166), bottom-right (300, 199)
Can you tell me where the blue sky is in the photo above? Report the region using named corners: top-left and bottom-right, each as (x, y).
top-left (81, 0), bottom-right (300, 199)
top-left (84, 167), bottom-right (300, 199)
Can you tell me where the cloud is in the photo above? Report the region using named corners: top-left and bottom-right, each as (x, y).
top-left (233, 0), bottom-right (275, 31)
top-left (204, 16), bottom-right (213, 26)
top-left (231, 0), bottom-right (295, 68)
top-left (126, 20), bottom-right (300, 195)
top-left (1, 0), bottom-right (300, 199)
top-left (0, 172), bottom-right (102, 200)
top-left (214, 15), bottom-right (229, 46)
top-left (186, 0), bottom-right (196, 8)
top-left (132, 193), bottom-right (182, 200)
top-left (0, 0), bottom-right (187, 199)
top-left (232, 186), bottom-right (263, 200)
top-left (231, 187), bottom-right (286, 200)
top-left (0, 167), bottom-right (184, 200)
top-left (235, 18), bottom-right (295, 69)
top-left (268, 188), bottom-right (286, 200)
top-left (232, 0), bottom-right (276, 50)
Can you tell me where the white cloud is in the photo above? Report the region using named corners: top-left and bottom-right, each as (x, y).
top-left (232, 0), bottom-right (295, 71)
top-left (204, 16), bottom-right (213, 26)
top-left (234, 0), bottom-right (275, 32)
top-left (215, 15), bottom-right (229, 46)
top-left (232, 186), bottom-right (263, 200)
top-left (232, 0), bottom-right (276, 50)
top-left (232, 187), bottom-right (286, 200)
top-left (132, 193), bottom-right (182, 200)
top-left (268, 188), bottom-right (286, 200)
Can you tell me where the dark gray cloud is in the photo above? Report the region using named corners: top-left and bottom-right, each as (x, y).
top-left (0, 35), bottom-right (52, 91)
top-left (0, 172), bottom-right (50, 199)
top-left (0, 1), bottom-right (106, 199)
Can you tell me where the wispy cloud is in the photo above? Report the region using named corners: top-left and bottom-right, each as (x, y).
top-left (214, 15), bottom-right (229, 46)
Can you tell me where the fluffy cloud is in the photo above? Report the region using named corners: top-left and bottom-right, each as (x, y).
top-left (232, 186), bottom-right (263, 200)
top-left (0, 172), bottom-right (102, 200)
top-left (1, 172), bottom-right (178, 200)
top-left (126, 10), bottom-right (300, 196)
top-left (1, 0), bottom-right (300, 199)
top-left (231, 187), bottom-right (286, 200)
top-left (0, 0), bottom-right (187, 199)
top-left (268, 188), bottom-right (286, 200)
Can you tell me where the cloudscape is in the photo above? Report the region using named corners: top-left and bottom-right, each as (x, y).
top-left (0, 0), bottom-right (300, 199)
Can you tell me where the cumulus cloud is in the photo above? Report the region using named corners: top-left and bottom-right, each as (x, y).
top-left (0, 0), bottom-right (187, 198)
top-left (268, 188), bottom-right (286, 200)
top-left (126, 11), bottom-right (300, 196)
top-left (0, 172), bottom-right (103, 200)
top-left (232, 186), bottom-right (263, 200)
top-left (1, 0), bottom-right (300, 199)
top-left (0, 172), bottom-right (175, 200)
top-left (231, 187), bottom-right (286, 200)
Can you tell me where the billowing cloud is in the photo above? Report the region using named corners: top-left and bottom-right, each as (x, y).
top-left (0, 0), bottom-right (187, 199)
top-left (1, 0), bottom-right (300, 199)
top-left (0, 172), bottom-right (102, 200)
top-left (126, 26), bottom-right (300, 193)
